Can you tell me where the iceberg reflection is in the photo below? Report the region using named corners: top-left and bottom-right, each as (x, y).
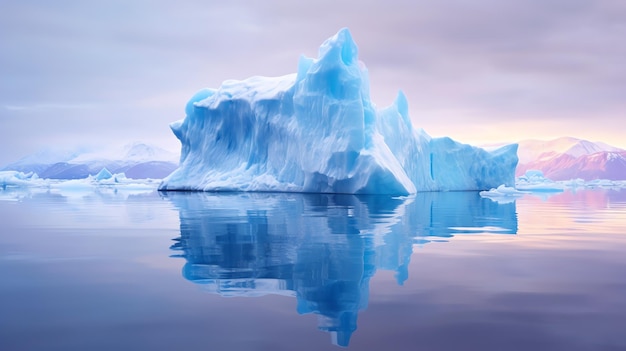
top-left (164, 191), bottom-right (517, 346)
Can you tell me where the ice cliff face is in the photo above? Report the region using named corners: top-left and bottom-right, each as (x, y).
top-left (159, 28), bottom-right (518, 195)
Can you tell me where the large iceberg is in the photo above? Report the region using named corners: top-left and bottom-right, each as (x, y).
top-left (159, 28), bottom-right (518, 195)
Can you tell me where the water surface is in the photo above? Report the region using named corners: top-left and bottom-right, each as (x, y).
top-left (0, 188), bottom-right (624, 350)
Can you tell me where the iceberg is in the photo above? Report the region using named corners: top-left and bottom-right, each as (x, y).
top-left (480, 184), bottom-right (528, 203)
top-left (0, 171), bottom-right (43, 189)
top-left (516, 170), bottom-right (565, 192)
top-left (159, 28), bottom-right (518, 195)
top-left (480, 184), bottom-right (527, 197)
top-left (94, 167), bottom-right (113, 181)
top-left (0, 170), bottom-right (161, 194)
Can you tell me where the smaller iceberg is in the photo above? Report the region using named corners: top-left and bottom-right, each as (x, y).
top-left (0, 171), bottom-right (43, 189)
top-left (94, 168), bottom-right (113, 181)
top-left (480, 184), bottom-right (527, 197)
top-left (480, 184), bottom-right (527, 203)
top-left (0, 170), bottom-right (161, 195)
top-left (515, 170), bottom-right (565, 192)
top-left (584, 178), bottom-right (626, 189)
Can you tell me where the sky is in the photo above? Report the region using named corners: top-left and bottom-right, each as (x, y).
top-left (1, 0), bottom-right (625, 166)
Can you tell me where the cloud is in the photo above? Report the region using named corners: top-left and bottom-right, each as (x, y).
top-left (4, 104), bottom-right (98, 111)
top-left (1, 0), bottom-right (625, 165)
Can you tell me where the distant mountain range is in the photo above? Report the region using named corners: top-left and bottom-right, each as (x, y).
top-left (516, 137), bottom-right (626, 181)
top-left (1, 142), bottom-right (179, 179)
top-left (4, 138), bottom-right (625, 181)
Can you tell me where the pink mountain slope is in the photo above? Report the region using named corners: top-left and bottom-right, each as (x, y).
top-left (516, 137), bottom-right (626, 180)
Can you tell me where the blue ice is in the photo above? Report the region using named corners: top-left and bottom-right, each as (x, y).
top-left (159, 28), bottom-right (518, 195)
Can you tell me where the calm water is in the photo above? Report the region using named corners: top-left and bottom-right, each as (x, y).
top-left (1, 188), bottom-right (625, 351)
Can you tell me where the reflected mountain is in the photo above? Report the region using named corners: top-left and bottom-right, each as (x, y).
top-left (164, 191), bottom-right (518, 347)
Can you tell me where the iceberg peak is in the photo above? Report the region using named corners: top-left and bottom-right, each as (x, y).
top-left (318, 27), bottom-right (359, 66)
top-left (159, 29), bottom-right (518, 194)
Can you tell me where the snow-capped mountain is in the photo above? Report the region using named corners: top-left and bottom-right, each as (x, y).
top-left (1, 143), bottom-right (179, 179)
top-left (123, 142), bottom-right (179, 163)
top-left (516, 137), bottom-right (626, 180)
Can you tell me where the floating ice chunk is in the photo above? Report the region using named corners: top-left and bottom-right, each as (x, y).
top-left (0, 170), bottom-right (161, 197)
top-left (480, 184), bottom-right (527, 196)
top-left (517, 170), bottom-right (626, 190)
top-left (585, 178), bottom-right (625, 189)
top-left (516, 170), bottom-right (564, 192)
top-left (0, 171), bottom-right (45, 188)
top-left (516, 183), bottom-right (565, 192)
top-left (480, 184), bottom-right (527, 202)
top-left (94, 168), bottom-right (113, 181)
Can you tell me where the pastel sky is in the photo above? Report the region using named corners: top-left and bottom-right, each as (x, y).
top-left (1, 0), bottom-right (625, 165)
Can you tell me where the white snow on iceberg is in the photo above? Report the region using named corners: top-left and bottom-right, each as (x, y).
top-left (159, 28), bottom-right (518, 195)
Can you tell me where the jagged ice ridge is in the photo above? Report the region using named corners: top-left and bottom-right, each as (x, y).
top-left (159, 28), bottom-right (518, 195)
